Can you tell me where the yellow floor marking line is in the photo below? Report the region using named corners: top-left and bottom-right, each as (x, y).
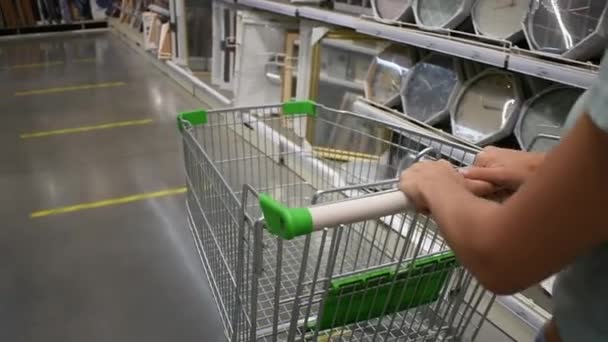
top-left (30, 187), bottom-right (187, 218)
top-left (15, 81), bottom-right (126, 96)
top-left (313, 146), bottom-right (380, 162)
top-left (20, 118), bottom-right (153, 139)
top-left (8, 61), bottom-right (65, 69)
top-left (6, 58), bottom-right (96, 70)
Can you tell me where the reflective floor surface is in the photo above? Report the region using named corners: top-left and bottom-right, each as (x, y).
top-left (0, 31), bottom-right (225, 342)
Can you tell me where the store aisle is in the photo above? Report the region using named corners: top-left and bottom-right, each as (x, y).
top-left (0, 31), bottom-right (225, 342)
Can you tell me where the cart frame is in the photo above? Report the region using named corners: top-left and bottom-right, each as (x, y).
top-left (178, 100), bottom-right (513, 341)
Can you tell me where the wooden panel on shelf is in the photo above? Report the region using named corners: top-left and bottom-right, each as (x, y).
top-left (120, 0), bottom-right (134, 23)
top-left (148, 14), bottom-right (162, 50)
top-left (281, 31), bottom-right (299, 128)
top-left (157, 22), bottom-right (172, 60)
top-left (281, 31), bottom-right (299, 102)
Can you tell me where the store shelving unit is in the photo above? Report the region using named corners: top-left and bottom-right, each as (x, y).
top-left (232, 0), bottom-right (599, 89)
top-left (240, 0), bottom-right (298, 16)
top-left (0, 20), bottom-right (108, 36)
top-left (0, 0), bottom-right (108, 36)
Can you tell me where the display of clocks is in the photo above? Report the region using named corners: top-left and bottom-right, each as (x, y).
top-left (413, 0), bottom-right (475, 29)
top-left (372, 0), bottom-right (414, 22)
top-left (523, 0), bottom-right (608, 60)
top-left (401, 53), bottom-right (460, 125)
top-left (364, 44), bottom-right (417, 106)
top-left (515, 86), bottom-right (583, 151)
top-left (472, 0), bottom-right (530, 41)
top-left (449, 69), bottom-right (524, 145)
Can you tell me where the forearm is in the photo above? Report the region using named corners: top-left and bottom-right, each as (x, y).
top-left (420, 181), bottom-right (503, 289)
top-left (418, 116), bottom-right (608, 295)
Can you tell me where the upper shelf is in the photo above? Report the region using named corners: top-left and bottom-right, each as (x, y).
top-left (231, 0), bottom-right (600, 89)
top-left (148, 4), bottom-right (170, 17)
top-left (239, 0), bottom-right (298, 16)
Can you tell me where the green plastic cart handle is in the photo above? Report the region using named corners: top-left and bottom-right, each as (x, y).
top-left (259, 194), bottom-right (314, 240)
top-left (259, 190), bottom-right (412, 240)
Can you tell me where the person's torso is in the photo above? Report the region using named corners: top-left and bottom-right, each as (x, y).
top-left (552, 88), bottom-right (608, 341)
top-left (553, 244), bottom-right (608, 341)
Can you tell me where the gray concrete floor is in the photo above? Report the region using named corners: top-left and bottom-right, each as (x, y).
top-left (0, 31), bottom-right (225, 342)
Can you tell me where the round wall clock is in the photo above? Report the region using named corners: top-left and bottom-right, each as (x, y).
top-left (472, 0), bottom-right (530, 41)
top-left (372, 0), bottom-right (414, 21)
top-left (401, 53), bottom-right (460, 125)
top-left (449, 69), bottom-right (524, 145)
top-left (524, 0), bottom-right (608, 60)
top-left (413, 0), bottom-right (475, 29)
top-left (515, 86), bottom-right (583, 151)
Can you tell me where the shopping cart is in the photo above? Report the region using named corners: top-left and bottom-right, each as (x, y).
top-left (177, 100), bottom-right (507, 341)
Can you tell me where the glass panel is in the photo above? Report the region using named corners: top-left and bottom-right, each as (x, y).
top-left (311, 39), bottom-right (390, 157)
top-left (185, 0), bottom-right (212, 71)
top-left (316, 39), bottom-right (378, 108)
top-left (234, 20), bottom-right (287, 106)
top-left (366, 44), bottom-right (417, 106)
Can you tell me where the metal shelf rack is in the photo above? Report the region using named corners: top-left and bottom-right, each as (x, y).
top-left (232, 0), bottom-right (600, 89)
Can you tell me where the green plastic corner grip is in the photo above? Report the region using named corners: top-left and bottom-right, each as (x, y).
top-left (313, 251), bottom-right (457, 330)
top-left (282, 100), bottom-right (317, 117)
top-left (259, 194), bottom-right (314, 240)
top-left (177, 109), bottom-right (208, 131)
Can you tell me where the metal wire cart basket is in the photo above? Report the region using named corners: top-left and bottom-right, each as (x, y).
top-left (177, 101), bottom-right (506, 341)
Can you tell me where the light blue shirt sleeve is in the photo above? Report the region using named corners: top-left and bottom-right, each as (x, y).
top-left (588, 51), bottom-right (608, 133)
top-left (551, 50), bottom-right (608, 342)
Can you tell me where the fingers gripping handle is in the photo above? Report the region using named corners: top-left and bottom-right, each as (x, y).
top-left (259, 190), bottom-right (412, 240)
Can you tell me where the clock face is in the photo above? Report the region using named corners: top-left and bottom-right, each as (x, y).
top-left (452, 72), bottom-right (519, 144)
top-left (401, 54), bottom-right (459, 124)
top-left (518, 87), bottom-right (583, 151)
top-left (375, 0), bottom-right (412, 20)
top-left (473, 0), bottom-right (530, 39)
top-left (526, 0), bottom-right (606, 54)
top-left (417, 0), bottom-right (464, 28)
top-left (366, 45), bottom-right (416, 105)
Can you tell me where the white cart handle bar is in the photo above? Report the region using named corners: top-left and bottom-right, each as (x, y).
top-left (259, 189), bottom-right (412, 240)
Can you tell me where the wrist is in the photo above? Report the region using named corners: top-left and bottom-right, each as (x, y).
top-left (527, 152), bottom-right (546, 172)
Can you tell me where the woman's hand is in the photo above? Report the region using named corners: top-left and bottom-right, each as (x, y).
top-left (462, 147), bottom-right (545, 192)
top-left (399, 160), bottom-right (493, 212)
